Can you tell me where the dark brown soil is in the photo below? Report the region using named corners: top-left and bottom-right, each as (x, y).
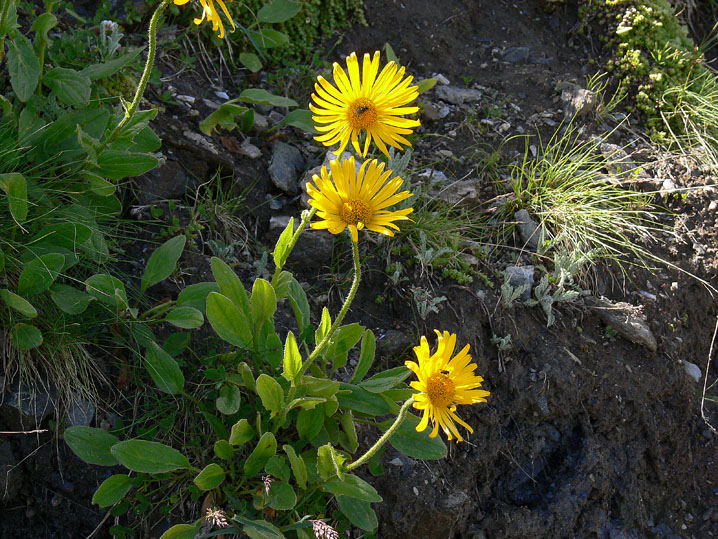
top-left (2, 1), bottom-right (717, 538)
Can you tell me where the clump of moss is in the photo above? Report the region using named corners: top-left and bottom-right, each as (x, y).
top-left (239, 0), bottom-right (366, 64)
top-left (579, 0), bottom-right (708, 142)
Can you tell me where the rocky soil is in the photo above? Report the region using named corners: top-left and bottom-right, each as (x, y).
top-left (2, 1), bottom-right (718, 538)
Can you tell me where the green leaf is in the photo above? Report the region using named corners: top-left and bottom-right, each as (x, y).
top-left (296, 406), bottom-right (323, 441)
top-left (64, 426), bottom-right (119, 466)
top-left (239, 88), bottom-right (297, 108)
top-left (7, 33), bottom-right (40, 101)
top-left (279, 109), bottom-right (316, 133)
top-left (176, 281), bottom-right (219, 313)
top-left (85, 273), bottom-right (128, 310)
top-left (272, 216), bottom-right (294, 270)
top-left (96, 150), bottom-right (158, 180)
top-left (303, 377), bottom-right (340, 398)
top-left (84, 173), bottom-right (115, 197)
top-left (50, 283), bottom-right (94, 314)
top-left (380, 412), bottom-right (448, 460)
top-left (417, 78), bottom-right (437, 94)
top-left (384, 42), bottom-right (398, 64)
top-left (251, 278), bottom-right (277, 326)
top-left (214, 439), bottom-right (234, 460)
top-left (267, 480), bottom-right (296, 510)
top-left (229, 418), bottom-right (255, 446)
top-left (141, 235), bottom-right (186, 292)
top-left (30, 222), bottom-right (92, 250)
top-left (317, 443), bottom-right (344, 481)
top-left (81, 47), bottom-right (143, 80)
top-left (256, 374), bottom-right (284, 416)
top-left (159, 524), bottom-right (201, 539)
top-left (282, 331), bottom-right (302, 384)
top-left (165, 306), bottom-right (204, 329)
top-left (206, 292), bottom-right (253, 348)
top-left (199, 103), bottom-right (249, 136)
top-left (164, 332), bottom-right (190, 356)
top-left (0, 249), bottom-right (4, 271)
top-left (257, 0), bottom-right (302, 23)
top-left (92, 474), bottom-right (132, 507)
top-left (215, 383), bottom-right (241, 415)
top-left (210, 257), bottom-right (251, 319)
top-left (0, 289), bottom-right (37, 318)
top-left (315, 307), bottom-right (331, 344)
top-left (288, 278), bottom-right (310, 333)
top-left (43, 67), bottom-right (91, 105)
top-left (350, 330), bottom-right (375, 383)
top-left (236, 517), bottom-right (284, 539)
top-left (282, 445), bottom-right (307, 489)
top-left (272, 270), bottom-right (292, 300)
top-left (336, 383), bottom-right (392, 416)
top-left (240, 52), bottom-right (262, 72)
top-left (336, 495), bottom-right (378, 532)
top-left (248, 28), bottom-right (289, 49)
top-left (111, 440), bottom-right (191, 473)
top-left (193, 463), bottom-right (226, 491)
top-left (0, 0), bottom-right (18, 36)
top-left (359, 366), bottom-right (410, 393)
top-left (323, 474), bottom-right (382, 502)
top-left (145, 341), bottom-right (185, 395)
top-left (0, 172), bottom-right (28, 223)
top-left (244, 432), bottom-right (277, 477)
top-left (31, 13), bottom-right (57, 46)
top-left (17, 253), bottom-right (64, 296)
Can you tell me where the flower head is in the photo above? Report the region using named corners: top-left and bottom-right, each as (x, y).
top-left (405, 330), bottom-right (490, 442)
top-left (306, 156), bottom-right (413, 243)
top-left (205, 506), bottom-right (229, 528)
top-left (310, 51), bottom-right (420, 158)
top-left (311, 519), bottom-right (339, 539)
top-left (174, 0), bottom-right (235, 38)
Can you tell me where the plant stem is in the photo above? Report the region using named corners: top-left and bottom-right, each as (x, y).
top-left (346, 398), bottom-right (415, 472)
top-left (102, 0), bottom-right (171, 148)
top-left (0, 0), bottom-right (15, 63)
top-left (299, 239), bottom-right (361, 376)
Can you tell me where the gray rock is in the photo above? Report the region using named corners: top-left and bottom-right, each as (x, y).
top-left (505, 265), bottom-right (535, 301)
top-left (423, 102), bottom-right (443, 121)
top-left (683, 362), bottom-right (701, 383)
top-left (419, 168), bottom-right (449, 184)
top-left (432, 73), bottom-right (451, 85)
top-left (268, 142), bottom-right (305, 195)
top-left (435, 85), bottom-right (483, 106)
top-left (0, 440), bottom-right (22, 502)
top-left (135, 160), bottom-right (196, 205)
top-left (561, 85), bottom-right (597, 121)
top-left (377, 329), bottom-right (414, 356)
top-left (514, 209), bottom-right (543, 251)
top-left (0, 387), bottom-right (54, 428)
top-left (599, 143), bottom-right (639, 176)
top-left (436, 179), bottom-right (482, 207)
top-left (251, 113), bottom-right (269, 133)
top-left (266, 215), bottom-right (333, 270)
top-left (585, 296), bottom-right (658, 352)
top-left (502, 46), bottom-right (530, 63)
top-left (65, 395), bottom-right (96, 427)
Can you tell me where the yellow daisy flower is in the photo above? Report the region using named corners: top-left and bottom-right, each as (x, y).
top-left (405, 330), bottom-right (490, 442)
top-left (310, 51), bottom-right (421, 158)
top-left (174, 0), bottom-right (235, 38)
top-left (306, 156), bottom-right (413, 243)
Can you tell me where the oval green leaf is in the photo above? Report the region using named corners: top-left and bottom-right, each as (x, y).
top-left (50, 284), bottom-right (94, 315)
top-left (206, 291), bottom-right (253, 348)
top-left (244, 432), bottom-right (277, 478)
top-left (11, 323), bottom-right (43, 350)
top-left (144, 341), bottom-right (185, 395)
top-left (215, 383), bottom-right (241, 415)
top-left (0, 289), bottom-right (37, 318)
top-left (111, 440), bottom-right (191, 473)
top-left (141, 235), bottom-right (186, 292)
top-left (193, 463), bottom-right (226, 491)
top-left (92, 474), bottom-right (132, 507)
top-left (256, 374), bottom-right (284, 415)
top-left (64, 426), bottom-right (119, 466)
top-left (165, 306), bottom-right (204, 329)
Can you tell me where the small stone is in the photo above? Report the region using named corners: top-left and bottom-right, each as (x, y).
top-left (135, 160), bottom-right (197, 205)
top-left (251, 113), bottom-right (269, 132)
top-left (268, 141), bottom-right (305, 195)
top-left (435, 85), bottom-right (483, 105)
top-left (65, 394), bottom-right (96, 427)
top-left (514, 209), bottom-right (543, 251)
top-left (708, 200), bottom-right (717, 211)
top-left (419, 168), bottom-right (449, 184)
top-left (214, 90), bottom-right (229, 100)
top-left (502, 46), bottom-right (530, 63)
top-left (436, 179), bottom-right (482, 207)
top-left (683, 362), bottom-right (701, 383)
top-left (266, 215), bottom-right (333, 270)
top-left (239, 138), bottom-right (262, 159)
top-left (561, 84), bottom-right (597, 121)
top-left (505, 265), bottom-right (534, 301)
top-left (423, 103), bottom-right (443, 121)
top-left (661, 178), bottom-right (678, 195)
top-left (432, 73), bottom-right (451, 85)
top-left (599, 143), bottom-right (638, 176)
top-left (585, 296), bottom-right (658, 352)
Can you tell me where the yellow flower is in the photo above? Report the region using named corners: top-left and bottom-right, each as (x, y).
top-left (306, 156), bottom-right (413, 243)
top-left (405, 330), bottom-right (490, 442)
top-left (310, 51), bottom-right (420, 158)
top-left (174, 0), bottom-right (235, 38)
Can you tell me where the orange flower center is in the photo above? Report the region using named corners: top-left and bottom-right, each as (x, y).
top-left (339, 199), bottom-right (372, 226)
top-left (426, 371), bottom-right (455, 408)
top-left (347, 98), bottom-right (378, 130)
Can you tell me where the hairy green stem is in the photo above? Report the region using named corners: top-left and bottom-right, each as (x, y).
top-left (102, 0), bottom-right (171, 148)
top-left (346, 398), bottom-right (415, 472)
top-left (0, 0), bottom-right (15, 63)
top-left (299, 240), bottom-right (361, 375)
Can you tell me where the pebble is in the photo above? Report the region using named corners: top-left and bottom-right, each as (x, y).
top-left (214, 90), bottom-right (230, 100)
top-left (708, 200), bottom-right (717, 211)
top-left (432, 72), bottom-right (451, 85)
top-left (502, 46), bottom-right (530, 63)
top-left (683, 362), bottom-right (701, 383)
